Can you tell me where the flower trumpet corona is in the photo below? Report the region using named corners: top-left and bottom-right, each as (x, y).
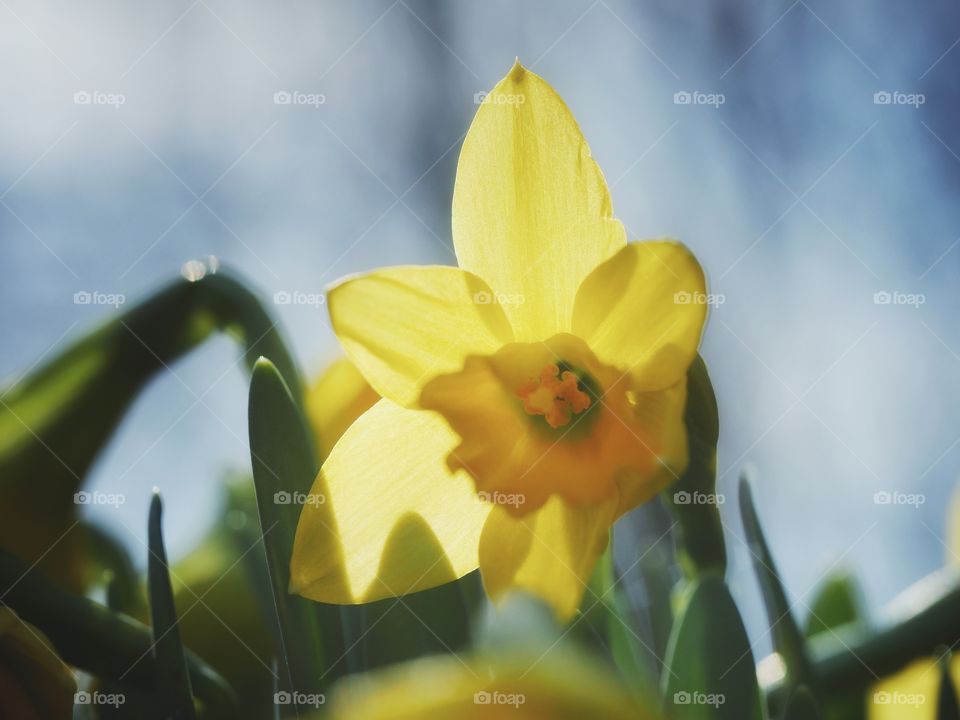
top-left (291, 61), bottom-right (708, 619)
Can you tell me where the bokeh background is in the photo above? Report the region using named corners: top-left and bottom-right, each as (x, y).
top-left (2, 0), bottom-right (957, 658)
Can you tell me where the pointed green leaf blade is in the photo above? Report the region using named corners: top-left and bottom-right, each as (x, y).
top-left (662, 575), bottom-right (763, 720)
top-left (148, 492), bottom-right (196, 720)
top-left (248, 358), bottom-right (341, 695)
top-left (739, 474), bottom-right (815, 700)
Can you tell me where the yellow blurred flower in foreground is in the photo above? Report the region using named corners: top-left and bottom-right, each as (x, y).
top-left (0, 607), bottom-right (76, 720)
top-left (327, 646), bottom-right (658, 720)
top-left (867, 657), bottom-right (959, 719)
top-left (291, 61), bottom-right (707, 619)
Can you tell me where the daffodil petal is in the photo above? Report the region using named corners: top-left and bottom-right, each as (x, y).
top-left (452, 61), bottom-right (626, 341)
top-left (478, 496), bottom-right (617, 620)
top-left (328, 266), bottom-right (514, 407)
top-left (306, 356), bottom-right (379, 459)
top-left (616, 378), bottom-right (689, 517)
top-left (290, 400), bottom-right (491, 604)
top-left (572, 241), bottom-right (707, 391)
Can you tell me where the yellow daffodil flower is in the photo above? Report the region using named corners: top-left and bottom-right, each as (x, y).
top-left (291, 61), bottom-right (707, 619)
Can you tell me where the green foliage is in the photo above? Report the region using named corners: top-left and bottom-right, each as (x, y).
top-left (662, 355), bottom-right (725, 577)
top-left (248, 358), bottom-right (338, 696)
top-left (0, 266), bottom-right (302, 591)
top-left (739, 475), bottom-right (816, 711)
top-left (4, 269), bottom-right (960, 719)
top-left (148, 493), bottom-right (197, 720)
top-left (662, 575), bottom-right (764, 720)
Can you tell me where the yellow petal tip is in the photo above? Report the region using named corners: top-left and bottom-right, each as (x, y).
top-left (509, 57), bottom-right (526, 81)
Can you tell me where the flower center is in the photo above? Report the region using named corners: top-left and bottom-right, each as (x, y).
top-left (517, 363), bottom-right (592, 429)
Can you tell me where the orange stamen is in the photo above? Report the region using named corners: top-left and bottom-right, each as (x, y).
top-left (517, 363), bottom-right (592, 428)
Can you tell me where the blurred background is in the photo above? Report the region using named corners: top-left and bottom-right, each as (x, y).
top-left (1, 0), bottom-right (957, 660)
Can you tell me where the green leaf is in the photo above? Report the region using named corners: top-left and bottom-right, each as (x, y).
top-left (662, 355), bottom-right (725, 577)
top-left (0, 547), bottom-right (238, 719)
top-left (783, 686), bottom-right (822, 720)
top-left (763, 570), bottom-right (960, 711)
top-left (662, 575), bottom-right (763, 720)
top-left (148, 492), bottom-right (196, 720)
top-left (581, 541), bottom-right (658, 698)
top-left (739, 475), bottom-right (815, 701)
top-left (84, 520), bottom-right (144, 617)
top-left (248, 358), bottom-right (341, 694)
top-left (940, 654), bottom-right (960, 720)
top-left (804, 573), bottom-right (865, 639)
top-left (0, 265), bottom-right (303, 592)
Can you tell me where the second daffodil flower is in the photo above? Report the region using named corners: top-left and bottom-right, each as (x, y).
top-left (291, 61), bottom-right (708, 619)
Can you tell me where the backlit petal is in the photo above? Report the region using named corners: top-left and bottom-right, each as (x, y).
top-left (478, 496), bottom-right (617, 620)
top-left (572, 241), bottom-right (706, 391)
top-left (306, 356), bottom-right (379, 459)
top-left (328, 266), bottom-right (513, 406)
top-left (452, 61), bottom-right (626, 341)
top-left (290, 400), bottom-right (491, 604)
